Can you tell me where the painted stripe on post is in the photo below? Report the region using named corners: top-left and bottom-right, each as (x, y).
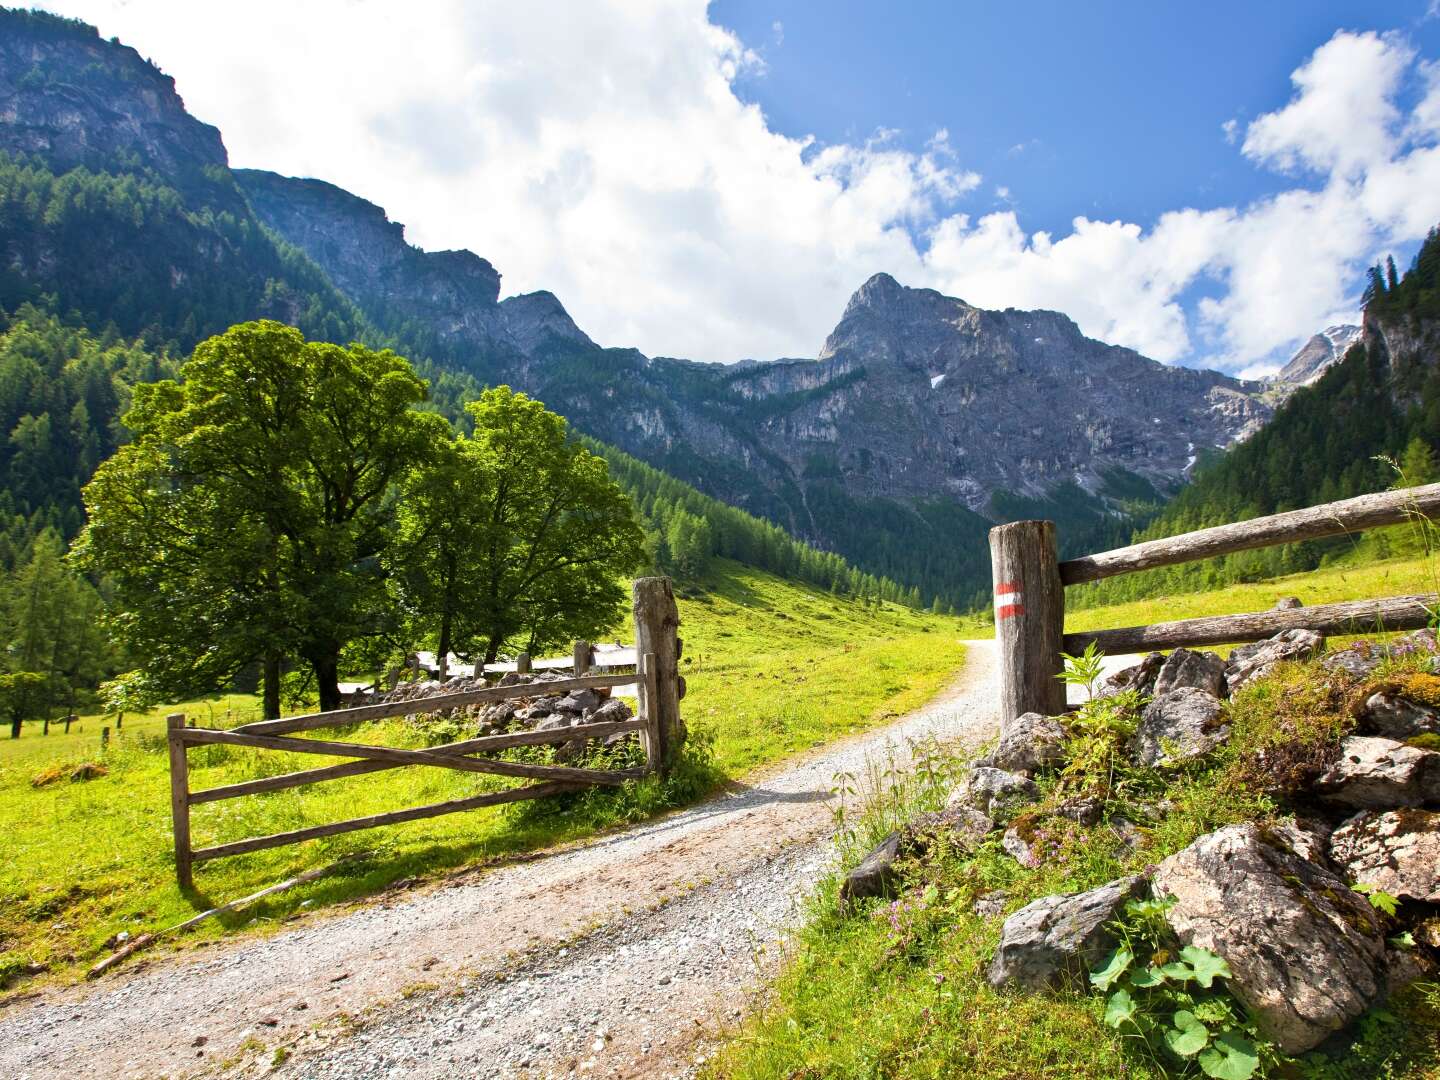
top-left (995, 580), bottom-right (1025, 621)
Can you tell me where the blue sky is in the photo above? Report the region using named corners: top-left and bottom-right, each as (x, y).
top-left (716, 2), bottom-right (1440, 239)
top-left (40, 1), bottom-right (1440, 374)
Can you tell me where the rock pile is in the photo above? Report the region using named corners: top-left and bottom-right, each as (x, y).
top-left (360, 670), bottom-right (639, 760)
top-left (842, 627), bottom-right (1440, 1055)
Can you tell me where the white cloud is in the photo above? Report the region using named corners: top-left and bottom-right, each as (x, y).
top-left (29, 7), bottom-right (1440, 372)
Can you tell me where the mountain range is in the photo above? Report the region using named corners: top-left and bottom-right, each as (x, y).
top-left (0, 8), bottom-right (1350, 605)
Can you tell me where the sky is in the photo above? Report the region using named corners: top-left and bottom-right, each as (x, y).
top-left (34, 0), bottom-right (1440, 375)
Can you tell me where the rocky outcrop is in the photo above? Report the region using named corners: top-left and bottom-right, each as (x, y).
top-left (1361, 691), bottom-right (1440, 740)
top-left (961, 767), bottom-right (1039, 821)
top-left (1152, 824), bottom-right (1387, 1054)
top-left (985, 711), bottom-right (1065, 775)
top-left (1272, 326), bottom-right (1362, 389)
top-left (1313, 736), bottom-right (1440, 809)
top-left (1330, 809), bottom-right (1440, 902)
top-left (1134, 688), bottom-right (1229, 768)
top-left (987, 876), bottom-right (1146, 991)
top-left (1225, 629), bottom-right (1325, 692)
top-left (1152, 648), bottom-right (1226, 698)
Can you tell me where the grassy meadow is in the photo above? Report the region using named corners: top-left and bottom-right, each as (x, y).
top-left (0, 559), bottom-right (968, 993)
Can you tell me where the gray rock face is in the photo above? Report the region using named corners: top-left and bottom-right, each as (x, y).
top-left (555, 689), bottom-right (602, 714)
top-left (589, 698), bottom-right (633, 725)
top-left (1361, 691), bottom-right (1440, 740)
top-left (1098, 653), bottom-right (1164, 699)
top-left (960, 767), bottom-right (1039, 821)
top-left (1313, 736), bottom-right (1440, 809)
top-left (1152, 823), bottom-right (1386, 1054)
top-left (1322, 645), bottom-right (1386, 680)
top-left (1272, 325), bottom-right (1363, 388)
top-left (1152, 649), bottom-right (1226, 698)
top-left (907, 805), bottom-right (995, 852)
top-left (1272, 817), bottom-right (1333, 866)
top-left (987, 712), bottom-right (1066, 775)
top-left (1330, 809), bottom-right (1440, 902)
top-left (1225, 629), bottom-right (1325, 692)
top-left (1001, 827), bottom-right (1044, 868)
top-left (839, 832), bottom-right (902, 903)
top-left (1134, 688), bottom-right (1228, 767)
top-left (987, 876), bottom-right (1146, 991)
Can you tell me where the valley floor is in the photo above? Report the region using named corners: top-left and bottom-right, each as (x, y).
top-left (0, 643), bottom-right (999, 1080)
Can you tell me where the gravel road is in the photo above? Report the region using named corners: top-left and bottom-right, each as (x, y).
top-left (2, 640), bottom-right (1008, 1080)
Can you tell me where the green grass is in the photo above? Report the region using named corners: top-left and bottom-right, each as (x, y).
top-left (709, 654), bottom-right (1440, 1080)
top-left (0, 559), bottom-right (967, 993)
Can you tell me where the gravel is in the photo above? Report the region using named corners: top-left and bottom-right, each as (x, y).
top-left (1, 642), bottom-right (1005, 1080)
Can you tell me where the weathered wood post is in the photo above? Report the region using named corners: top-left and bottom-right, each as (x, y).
top-left (639, 652), bottom-right (661, 774)
top-left (516, 652), bottom-right (532, 675)
top-left (632, 577), bottom-right (683, 773)
top-left (167, 712), bottom-right (193, 889)
top-left (64, 714), bottom-right (75, 734)
top-left (572, 639), bottom-right (591, 676)
top-left (989, 520), bottom-right (1066, 730)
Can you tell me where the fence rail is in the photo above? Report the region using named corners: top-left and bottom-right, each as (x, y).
top-left (991, 484), bottom-right (1440, 727)
top-left (166, 577), bottom-right (685, 886)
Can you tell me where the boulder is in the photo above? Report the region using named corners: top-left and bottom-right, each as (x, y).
top-left (1361, 691), bottom-right (1440, 740)
top-left (588, 697), bottom-right (633, 725)
top-left (1152, 823), bottom-right (1386, 1054)
top-left (554, 688), bottom-right (602, 714)
top-left (907, 804), bottom-right (995, 853)
top-left (1097, 652), bottom-right (1164, 699)
top-left (1225, 629), bottom-right (1325, 693)
top-left (1133, 688), bottom-right (1228, 768)
top-left (1271, 816), bottom-right (1333, 866)
top-left (1321, 644), bottom-right (1386, 680)
top-left (959, 767), bottom-right (1039, 821)
top-left (1152, 648), bottom-right (1227, 698)
top-left (1329, 808), bottom-right (1440, 903)
top-left (839, 832), bottom-right (902, 902)
top-left (987, 711), bottom-right (1066, 775)
top-left (987, 876), bottom-right (1146, 991)
top-left (1053, 795), bottom-right (1105, 826)
top-left (1312, 736), bottom-right (1440, 809)
top-left (1274, 596), bottom-right (1304, 610)
top-left (1387, 946), bottom-right (1437, 996)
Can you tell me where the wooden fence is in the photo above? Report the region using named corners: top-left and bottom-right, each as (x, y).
top-left (990, 483), bottom-right (1440, 726)
top-left (166, 577), bottom-right (685, 887)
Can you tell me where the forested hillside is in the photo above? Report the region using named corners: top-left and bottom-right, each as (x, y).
top-left (1071, 230), bottom-right (1440, 608)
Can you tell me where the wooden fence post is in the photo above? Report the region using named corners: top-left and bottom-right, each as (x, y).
top-left (516, 652), bottom-right (532, 675)
top-left (632, 577), bottom-right (683, 773)
top-left (990, 520), bottom-right (1066, 730)
top-left (573, 639), bottom-right (591, 676)
top-left (167, 712), bottom-right (193, 889)
top-left (639, 652), bottom-right (661, 774)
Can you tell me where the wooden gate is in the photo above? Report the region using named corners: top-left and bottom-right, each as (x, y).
top-left (989, 484), bottom-right (1440, 727)
top-left (166, 577), bottom-right (685, 886)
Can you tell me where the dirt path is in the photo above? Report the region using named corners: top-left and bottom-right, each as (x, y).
top-left (2, 641), bottom-right (1004, 1080)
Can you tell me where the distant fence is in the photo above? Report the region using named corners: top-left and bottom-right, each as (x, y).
top-left (166, 577), bottom-right (686, 887)
top-left (989, 483), bottom-right (1440, 726)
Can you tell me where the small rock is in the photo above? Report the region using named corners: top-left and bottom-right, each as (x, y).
top-left (1329, 808), bottom-right (1440, 902)
top-left (556, 689), bottom-right (601, 714)
top-left (1313, 736), bottom-right (1440, 809)
top-left (972, 890), bottom-right (1009, 919)
top-left (1152, 648), bottom-right (1227, 698)
top-left (1052, 796), bottom-right (1105, 826)
top-left (1225, 629), bottom-right (1324, 693)
top-left (987, 875), bottom-right (1146, 991)
top-left (839, 832), bottom-right (902, 903)
top-left (1153, 823), bottom-right (1386, 1054)
top-left (1274, 596), bottom-right (1304, 610)
top-left (959, 767), bottom-right (1039, 822)
top-left (1360, 691), bottom-right (1440, 740)
top-left (1271, 816), bottom-right (1332, 865)
top-left (1387, 945), bottom-right (1437, 996)
top-left (1133, 688), bottom-right (1228, 767)
top-left (986, 712), bottom-right (1065, 775)
top-left (588, 698), bottom-right (633, 725)
top-left (191, 1036), bottom-right (208, 1048)
top-left (906, 805), bottom-right (995, 854)
top-left (1001, 826), bottom-right (1043, 868)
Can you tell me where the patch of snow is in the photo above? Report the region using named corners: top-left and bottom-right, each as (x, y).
top-left (930, 373), bottom-right (947, 389)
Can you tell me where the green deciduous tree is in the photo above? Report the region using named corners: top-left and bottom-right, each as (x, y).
top-left (77, 320), bottom-right (448, 715)
top-left (390, 387), bottom-right (645, 665)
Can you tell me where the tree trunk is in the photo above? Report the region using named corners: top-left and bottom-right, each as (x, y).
top-left (437, 609), bottom-right (452, 681)
top-left (263, 652), bottom-right (282, 721)
top-left (9, 712), bottom-right (19, 739)
top-left (483, 633), bottom-right (502, 667)
top-left (314, 651), bottom-right (342, 714)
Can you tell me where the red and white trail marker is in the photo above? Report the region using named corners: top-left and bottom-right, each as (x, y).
top-left (994, 580), bottom-right (1025, 621)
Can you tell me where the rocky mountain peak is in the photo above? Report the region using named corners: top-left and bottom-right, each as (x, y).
top-left (1274, 324), bottom-right (1363, 387)
top-left (498, 291), bottom-right (594, 355)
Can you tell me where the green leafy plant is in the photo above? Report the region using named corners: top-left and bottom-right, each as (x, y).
top-left (1091, 897), bottom-right (1272, 1079)
top-left (1061, 689), bottom-right (1145, 798)
top-left (1351, 881), bottom-right (1400, 918)
top-left (1058, 640), bottom-right (1107, 701)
